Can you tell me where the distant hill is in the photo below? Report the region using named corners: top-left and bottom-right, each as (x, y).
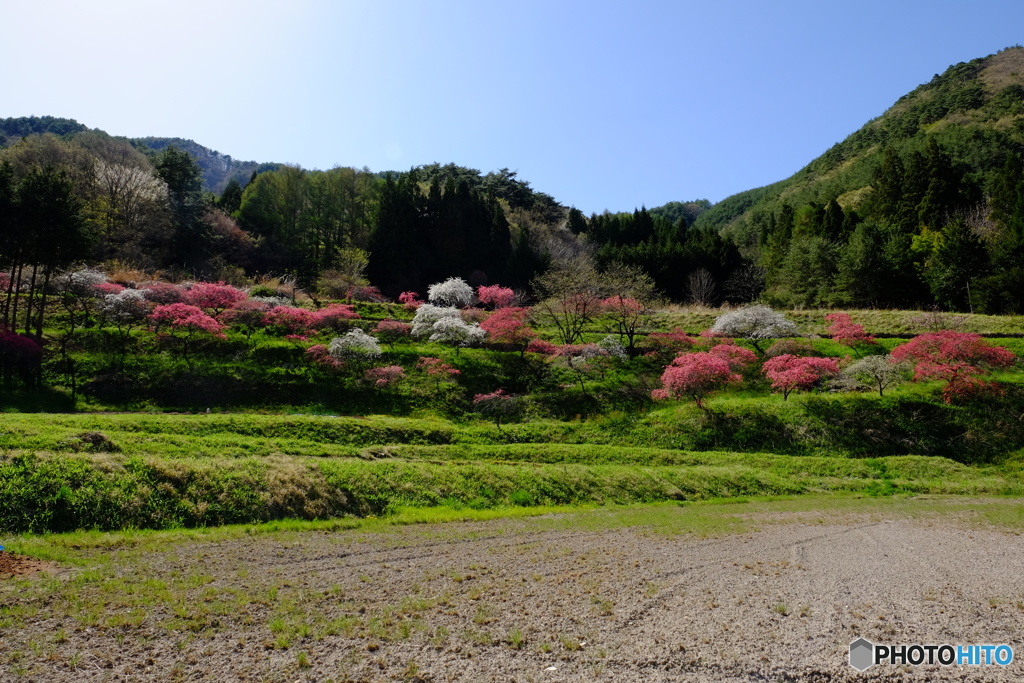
top-left (694, 46), bottom-right (1024, 235)
top-left (690, 46), bottom-right (1024, 312)
top-left (132, 137), bottom-right (280, 195)
top-left (0, 117), bottom-right (278, 194)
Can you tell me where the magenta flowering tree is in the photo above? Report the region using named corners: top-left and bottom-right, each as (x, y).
top-left (312, 304), bottom-right (360, 333)
top-left (398, 291), bottom-right (423, 311)
top-left (222, 299), bottom-right (271, 340)
top-left (890, 331), bottom-right (1015, 402)
top-left (825, 312), bottom-right (878, 357)
top-left (0, 330), bottom-right (42, 389)
top-left (416, 356), bottom-right (460, 392)
top-left (641, 327), bottom-right (694, 363)
top-left (150, 303), bottom-right (226, 361)
top-left (264, 306), bottom-right (317, 336)
top-left (476, 284), bottom-right (515, 309)
top-left (761, 354), bottom-right (840, 400)
top-left (652, 352), bottom-right (742, 411)
top-left (184, 282), bottom-right (247, 318)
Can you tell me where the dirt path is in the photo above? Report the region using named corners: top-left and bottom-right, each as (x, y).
top-left (2, 502), bottom-right (1024, 681)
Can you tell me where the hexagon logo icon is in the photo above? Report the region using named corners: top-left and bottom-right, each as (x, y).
top-left (849, 637), bottom-right (874, 671)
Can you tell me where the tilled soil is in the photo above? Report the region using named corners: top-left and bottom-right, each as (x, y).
top-left (0, 552), bottom-right (56, 579)
top-left (3, 508), bottom-right (1024, 681)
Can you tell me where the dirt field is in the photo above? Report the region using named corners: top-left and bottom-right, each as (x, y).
top-left (2, 497), bottom-right (1024, 681)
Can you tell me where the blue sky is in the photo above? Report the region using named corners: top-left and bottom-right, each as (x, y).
top-left (4, 0), bottom-right (1024, 214)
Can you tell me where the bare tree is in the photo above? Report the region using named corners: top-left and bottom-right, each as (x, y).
top-left (687, 268), bottom-right (717, 306)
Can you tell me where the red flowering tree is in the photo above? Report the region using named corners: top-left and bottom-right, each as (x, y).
top-left (652, 352), bottom-right (742, 411)
top-left (824, 312), bottom-right (878, 357)
top-left (184, 282), bottom-right (247, 318)
top-left (476, 284), bottom-right (516, 309)
top-left (223, 299), bottom-right (271, 340)
top-left (480, 307), bottom-right (536, 352)
top-left (762, 354), bottom-right (840, 400)
top-left (890, 331), bottom-right (1015, 402)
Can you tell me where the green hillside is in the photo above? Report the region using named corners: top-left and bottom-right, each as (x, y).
top-left (694, 46), bottom-right (1024, 313)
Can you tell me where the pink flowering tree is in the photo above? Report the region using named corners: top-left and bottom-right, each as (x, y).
top-left (264, 306), bottom-right (317, 336)
top-left (305, 344), bottom-right (344, 374)
top-left (473, 389), bottom-right (522, 428)
top-left (374, 319), bottom-right (412, 347)
top-left (476, 284), bottom-right (516, 309)
top-left (312, 303), bottom-right (360, 333)
top-left (652, 352), bottom-right (743, 411)
top-left (149, 303), bottom-right (226, 361)
top-left (222, 299), bottom-right (271, 340)
top-left (364, 365), bottom-right (406, 388)
top-left (415, 356), bottom-right (461, 392)
top-left (142, 281), bottom-right (187, 305)
top-left (707, 342), bottom-right (758, 372)
top-left (890, 331), bottom-right (1015, 402)
top-left (642, 327), bottom-right (694, 363)
top-left (824, 312), bottom-right (878, 357)
top-left (480, 307), bottom-right (536, 353)
top-left (0, 330), bottom-right (42, 389)
top-left (184, 282), bottom-right (247, 318)
top-left (398, 291), bottom-right (423, 311)
top-left (599, 295), bottom-right (648, 354)
top-left (761, 354), bottom-right (840, 400)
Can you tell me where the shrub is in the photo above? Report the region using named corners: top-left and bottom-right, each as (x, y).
top-left (762, 354), bottom-right (840, 400)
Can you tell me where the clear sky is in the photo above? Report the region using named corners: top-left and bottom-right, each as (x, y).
top-left (4, 0), bottom-right (1024, 214)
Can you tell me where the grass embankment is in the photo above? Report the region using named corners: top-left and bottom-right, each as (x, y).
top-left (2, 401), bottom-right (1024, 533)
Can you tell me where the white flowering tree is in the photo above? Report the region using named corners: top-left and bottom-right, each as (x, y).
top-left (328, 328), bottom-right (382, 365)
top-left (427, 277), bottom-right (474, 308)
top-left (410, 304), bottom-right (461, 338)
top-left (709, 305), bottom-right (800, 354)
top-left (428, 316), bottom-right (486, 354)
top-left (843, 354), bottom-right (909, 397)
top-left (100, 289), bottom-right (150, 338)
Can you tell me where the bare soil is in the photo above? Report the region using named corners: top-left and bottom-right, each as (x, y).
top-left (0, 552), bottom-right (56, 580)
top-left (3, 505), bottom-right (1024, 681)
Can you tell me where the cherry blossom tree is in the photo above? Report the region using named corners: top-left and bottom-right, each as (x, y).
top-left (761, 354), bottom-right (840, 400)
top-left (641, 327), bottom-right (694, 363)
top-left (890, 331), bottom-right (1015, 402)
top-left (264, 306), bottom-right (317, 336)
top-left (312, 303), bottom-right (360, 333)
top-left (100, 289), bottom-right (150, 338)
top-left (473, 389), bottom-right (521, 428)
top-left (398, 291), bottom-right (423, 310)
top-left (149, 303), bottom-right (226, 361)
top-left (416, 356), bottom-right (460, 391)
top-left (599, 295), bottom-right (648, 354)
top-left (652, 352), bottom-right (742, 411)
top-left (328, 328), bottom-right (382, 364)
top-left (222, 299), bottom-right (271, 340)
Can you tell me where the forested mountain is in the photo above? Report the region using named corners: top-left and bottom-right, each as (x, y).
top-left (133, 137), bottom-right (278, 195)
top-left (696, 46), bottom-right (1024, 313)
